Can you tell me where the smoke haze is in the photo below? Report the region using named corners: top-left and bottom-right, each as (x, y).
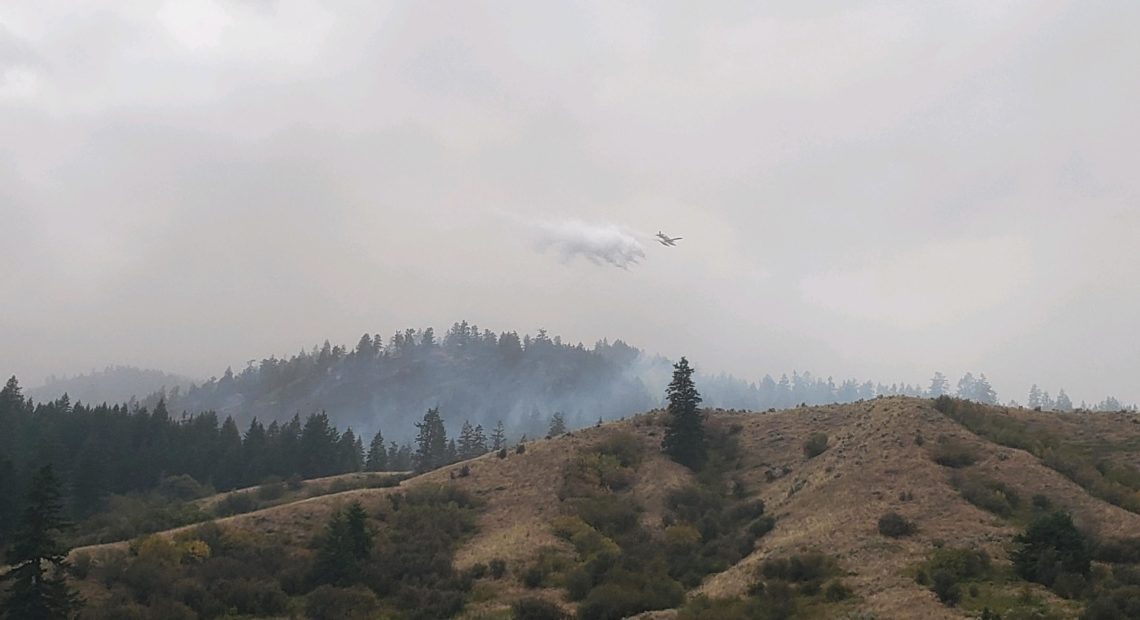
top-left (3, 2), bottom-right (1140, 407)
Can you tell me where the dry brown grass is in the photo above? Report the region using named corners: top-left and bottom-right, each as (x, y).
top-left (69, 397), bottom-right (1140, 619)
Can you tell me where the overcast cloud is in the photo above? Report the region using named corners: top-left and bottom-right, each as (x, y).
top-left (3, 0), bottom-right (1139, 405)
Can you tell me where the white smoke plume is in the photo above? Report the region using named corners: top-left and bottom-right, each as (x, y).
top-left (532, 219), bottom-right (647, 269)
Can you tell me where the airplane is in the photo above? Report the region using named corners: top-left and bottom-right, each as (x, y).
top-left (656, 231), bottom-right (682, 246)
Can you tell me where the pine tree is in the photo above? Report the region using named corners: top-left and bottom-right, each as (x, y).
top-left (446, 439), bottom-right (458, 465)
top-left (386, 441), bottom-right (400, 470)
top-left (928, 372), bottom-right (949, 397)
top-left (413, 408), bottom-right (448, 472)
top-left (975, 374), bottom-right (998, 405)
top-left (458, 421), bottom-right (477, 460)
top-left (311, 500), bottom-right (373, 587)
top-left (661, 357), bottom-right (706, 471)
top-left (547, 412), bottom-right (567, 438)
top-left (300, 412), bottom-right (340, 478)
top-left (472, 424), bottom-right (487, 456)
top-left (336, 429), bottom-right (363, 472)
top-left (0, 375), bottom-right (23, 413)
top-left (1056, 389), bottom-right (1073, 412)
top-left (2, 465), bottom-right (82, 619)
top-left (1028, 384), bottom-right (1043, 409)
top-left (0, 457), bottom-right (15, 548)
top-left (490, 421), bottom-right (506, 451)
top-left (366, 429), bottom-right (388, 471)
top-left (956, 372), bottom-right (977, 399)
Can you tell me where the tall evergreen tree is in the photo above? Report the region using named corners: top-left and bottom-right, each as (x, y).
top-left (0, 457), bottom-right (15, 550)
top-left (365, 429), bottom-right (387, 472)
top-left (928, 372), bottom-right (949, 397)
top-left (458, 421), bottom-right (477, 460)
top-left (490, 421), bottom-right (506, 451)
top-left (1028, 384), bottom-right (1043, 409)
top-left (547, 412), bottom-right (567, 437)
top-left (661, 357), bottom-right (706, 471)
top-left (956, 372), bottom-right (977, 399)
top-left (300, 412), bottom-right (340, 478)
top-left (472, 424), bottom-right (487, 456)
top-left (974, 374), bottom-right (998, 405)
top-left (413, 408), bottom-right (448, 472)
top-left (310, 500), bottom-right (374, 587)
top-left (1055, 389), bottom-right (1073, 412)
top-left (336, 429), bottom-right (363, 473)
top-left (2, 465), bottom-right (82, 619)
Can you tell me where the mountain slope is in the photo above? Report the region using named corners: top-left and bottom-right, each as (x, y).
top-left (69, 397), bottom-right (1140, 619)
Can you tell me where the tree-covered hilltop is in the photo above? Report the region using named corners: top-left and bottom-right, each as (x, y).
top-left (158, 322), bottom-right (946, 441)
top-left (166, 323), bottom-right (659, 441)
top-left (27, 366), bottom-right (192, 410)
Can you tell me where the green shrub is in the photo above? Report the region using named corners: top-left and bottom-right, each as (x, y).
top-left (877, 511), bottom-right (916, 538)
top-left (576, 572), bottom-right (684, 620)
top-left (571, 496), bottom-right (641, 539)
top-left (677, 595), bottom-right (754, 620)
top-left (594, 432), bottom-right (644, 468)
top-left (489, 558), bottom-right (507, 579)
top-left (256, 476), bottom-right (286, 501)
top-left (926, 547), bottom-right (991, 581)
top-left (1083, 586), bottom-right (1140, 620)
top-left (748, 516), bottom-right (775, 538)
top-left (1013, 511), bottom-right (1090, 588)
top-left (157, 474), bottom-right (213, 501)
top-left (304, 585), bottom-right (380, 620)
top-left (824, 580), bottom-right (852, 602)
top-left (760, 553), bottom-right (836, 583)
top-left (511, 597), bottom-right (569, 620)
top-left (1094, 537), bottom-right (1140, 564)
top-left (210, 577), bottom-right (289, 615)
top-left (522, 565), bottom-right (546, 589)
top-left (803, 433), bottom-right (829, 458)
top-left (953, 473), bottom-right (1021, 518)
top-left (213, 492), bottom-right (258, 517)
top-left (931, 439), bottom-right (978, 468)
top-left (931, 570), bottom-right (961, 606)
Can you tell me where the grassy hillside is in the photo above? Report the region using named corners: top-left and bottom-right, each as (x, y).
top-left (66, 397), bottom-right (1140, 619)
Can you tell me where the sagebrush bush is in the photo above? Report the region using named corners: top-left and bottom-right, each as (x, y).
top-left (931, 439), bottom-right (978, 468)
top-left (304, 585), bottom-right (380, 620)
top-left (954, 474), bottom-right (1020, 517)
top-left (803, 433), bottom-right (829, 458)
top-left (824, 580), bottom-right (852, 602)
top-left (214, 492), bottom-right (258, 517)
top-left (594, 432), bottom-right (644, 468)
top-left (877, 511), bottom-right (916, 538)
top-left (512, 597), bottom-right (569, 620)
top-left (760, 553), bottom-right (836, 583)
top-left (930, 570), bottom-right (961, 606)
top-left (489, 558), bottom-right (507, 579)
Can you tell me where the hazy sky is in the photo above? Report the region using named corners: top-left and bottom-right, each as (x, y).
top-left (3, 1), bottom-right (1138, 405)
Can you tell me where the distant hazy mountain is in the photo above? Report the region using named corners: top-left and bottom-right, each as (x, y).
top-left (28, 365), bottom-right (194, 406)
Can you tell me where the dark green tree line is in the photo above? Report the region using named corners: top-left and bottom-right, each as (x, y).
top-left (2, 465), bottom-right (82, 619)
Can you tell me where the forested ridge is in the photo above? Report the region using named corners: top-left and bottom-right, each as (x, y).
top-left (164, 323), bottom-right (658, 441)
top-left (26, 324), bottom-right (1132, 449)
top-left (138, 322), bottom-right (1002, 441)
